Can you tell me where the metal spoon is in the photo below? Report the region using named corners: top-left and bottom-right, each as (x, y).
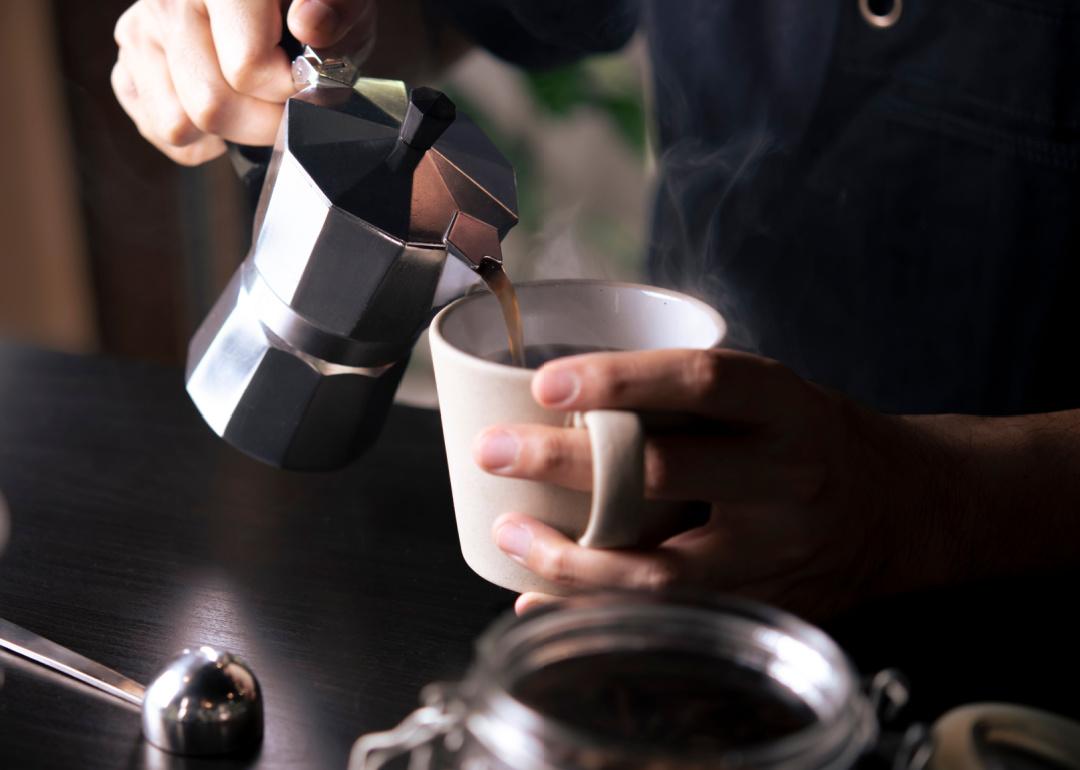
top-left (0, 618), bottom-right (262, 756)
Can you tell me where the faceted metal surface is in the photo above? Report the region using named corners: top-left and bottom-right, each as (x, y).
top-left (187, 70), bottom-right (517, 470)
top-left (186, 269), bottom-right (406, 470)
top-left (446, 211), bottom-right (504, 269)
top-left (284, 85), bottom-right (517, 246)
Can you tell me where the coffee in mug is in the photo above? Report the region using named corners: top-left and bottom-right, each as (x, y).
top-left (482, 343), bottom-right (621, 368)
top-left (429, 280), bottom-right (726, 594)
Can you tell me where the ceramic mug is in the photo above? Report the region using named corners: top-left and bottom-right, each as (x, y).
top-left (429, 280), bottom-right (726, 594)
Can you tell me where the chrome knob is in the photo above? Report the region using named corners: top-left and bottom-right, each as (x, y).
top-left (141, 646), bottom-right (263, 756)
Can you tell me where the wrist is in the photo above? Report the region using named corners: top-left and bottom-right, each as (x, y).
top-left (857, 411), bottom-right (980, 599)
top-left (875, 410), bottom-right (1080, 595)
top-left (364, 0), bottom-right (473, 83)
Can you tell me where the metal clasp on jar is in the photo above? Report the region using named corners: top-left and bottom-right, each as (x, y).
top-left (348, 683), bottom-right (466, 770)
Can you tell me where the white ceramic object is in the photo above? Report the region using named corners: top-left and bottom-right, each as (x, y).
top-left (429, 280), bottom-right (726, 594)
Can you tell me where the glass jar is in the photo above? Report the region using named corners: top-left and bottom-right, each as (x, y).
top-left (349, 593), bottom-right (878, 770)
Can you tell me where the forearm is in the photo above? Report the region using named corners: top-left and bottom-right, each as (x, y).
top-left (424, 0), bottom-right (640, 70)
top-left (363, 0), bottom-right (641, 89)
top-left (902, 409), bottom-right (1080, 589)
top-left (361, 1), bottom-right (473, 84)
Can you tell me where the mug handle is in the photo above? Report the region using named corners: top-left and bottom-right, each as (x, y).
top-left (574, 410), bottom-right (645, 548)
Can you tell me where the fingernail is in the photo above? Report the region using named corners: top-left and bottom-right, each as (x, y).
top-left (535, 368), bottom-right (580, 407)
top-left (477, 430), bottom-right (518, 472)
top-left (496, 522), bottom-right (533, 561)
top-left (293, 0), bottom-right (341, 39)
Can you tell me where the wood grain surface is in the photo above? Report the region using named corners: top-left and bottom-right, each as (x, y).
top-left (0, 344), bottom-right (511, 769)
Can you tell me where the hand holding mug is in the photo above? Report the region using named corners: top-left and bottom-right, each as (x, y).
top-left (430, 281), bottom-right (726, 595)
top-left (479, 347), bottom-right (962, 619)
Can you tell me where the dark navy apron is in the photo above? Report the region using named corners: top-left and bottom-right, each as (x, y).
top-left (645, 0), bottom-right (1080, 415)
top-left (641, 2), bottom-right (1080, 722)
top-left (443, 0), bottom-right (1080, 721)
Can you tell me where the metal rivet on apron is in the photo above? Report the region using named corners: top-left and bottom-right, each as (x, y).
top-left (859, 0), bottom-right (902, 29)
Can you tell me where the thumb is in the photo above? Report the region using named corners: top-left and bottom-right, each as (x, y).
top-left (287, 0), bottom-right (376, 52)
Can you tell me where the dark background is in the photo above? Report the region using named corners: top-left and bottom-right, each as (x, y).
top-left (0, 0), bottom-right (250, 363)
top-left (52, 0), bottom-right (248, 362)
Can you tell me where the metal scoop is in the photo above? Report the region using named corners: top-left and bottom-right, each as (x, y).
top-left (0, 618), bottom-right (262, 756)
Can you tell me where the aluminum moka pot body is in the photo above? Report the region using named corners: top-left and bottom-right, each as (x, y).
top-left (186, 54), bottom-right (518, 470)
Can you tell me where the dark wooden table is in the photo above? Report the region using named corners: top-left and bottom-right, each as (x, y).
top-left (1, 343), bottom-right (1077, 768)
top-left (0, 344), bottom-right (511, 769)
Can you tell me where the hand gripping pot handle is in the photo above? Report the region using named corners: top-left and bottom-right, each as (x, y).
top-left (225, 26), bottom-right (305, 207)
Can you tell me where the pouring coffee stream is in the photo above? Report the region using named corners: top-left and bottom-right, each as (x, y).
top-left (477, 261), bottom-right (526, 368)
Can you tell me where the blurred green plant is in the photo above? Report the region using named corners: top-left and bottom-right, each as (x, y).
top-left (524, 62), bottom-right (647, 156)
top-left (442, 47), bottom-right (648, 278)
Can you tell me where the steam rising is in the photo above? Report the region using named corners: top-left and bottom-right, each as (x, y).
top-left (636, 0), bottom-right (839, 358)
top-left (649, 132), bottom-right (775, 354)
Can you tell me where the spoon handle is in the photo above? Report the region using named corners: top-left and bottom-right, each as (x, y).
top-left (0, 618), bottom-right (145, 706)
